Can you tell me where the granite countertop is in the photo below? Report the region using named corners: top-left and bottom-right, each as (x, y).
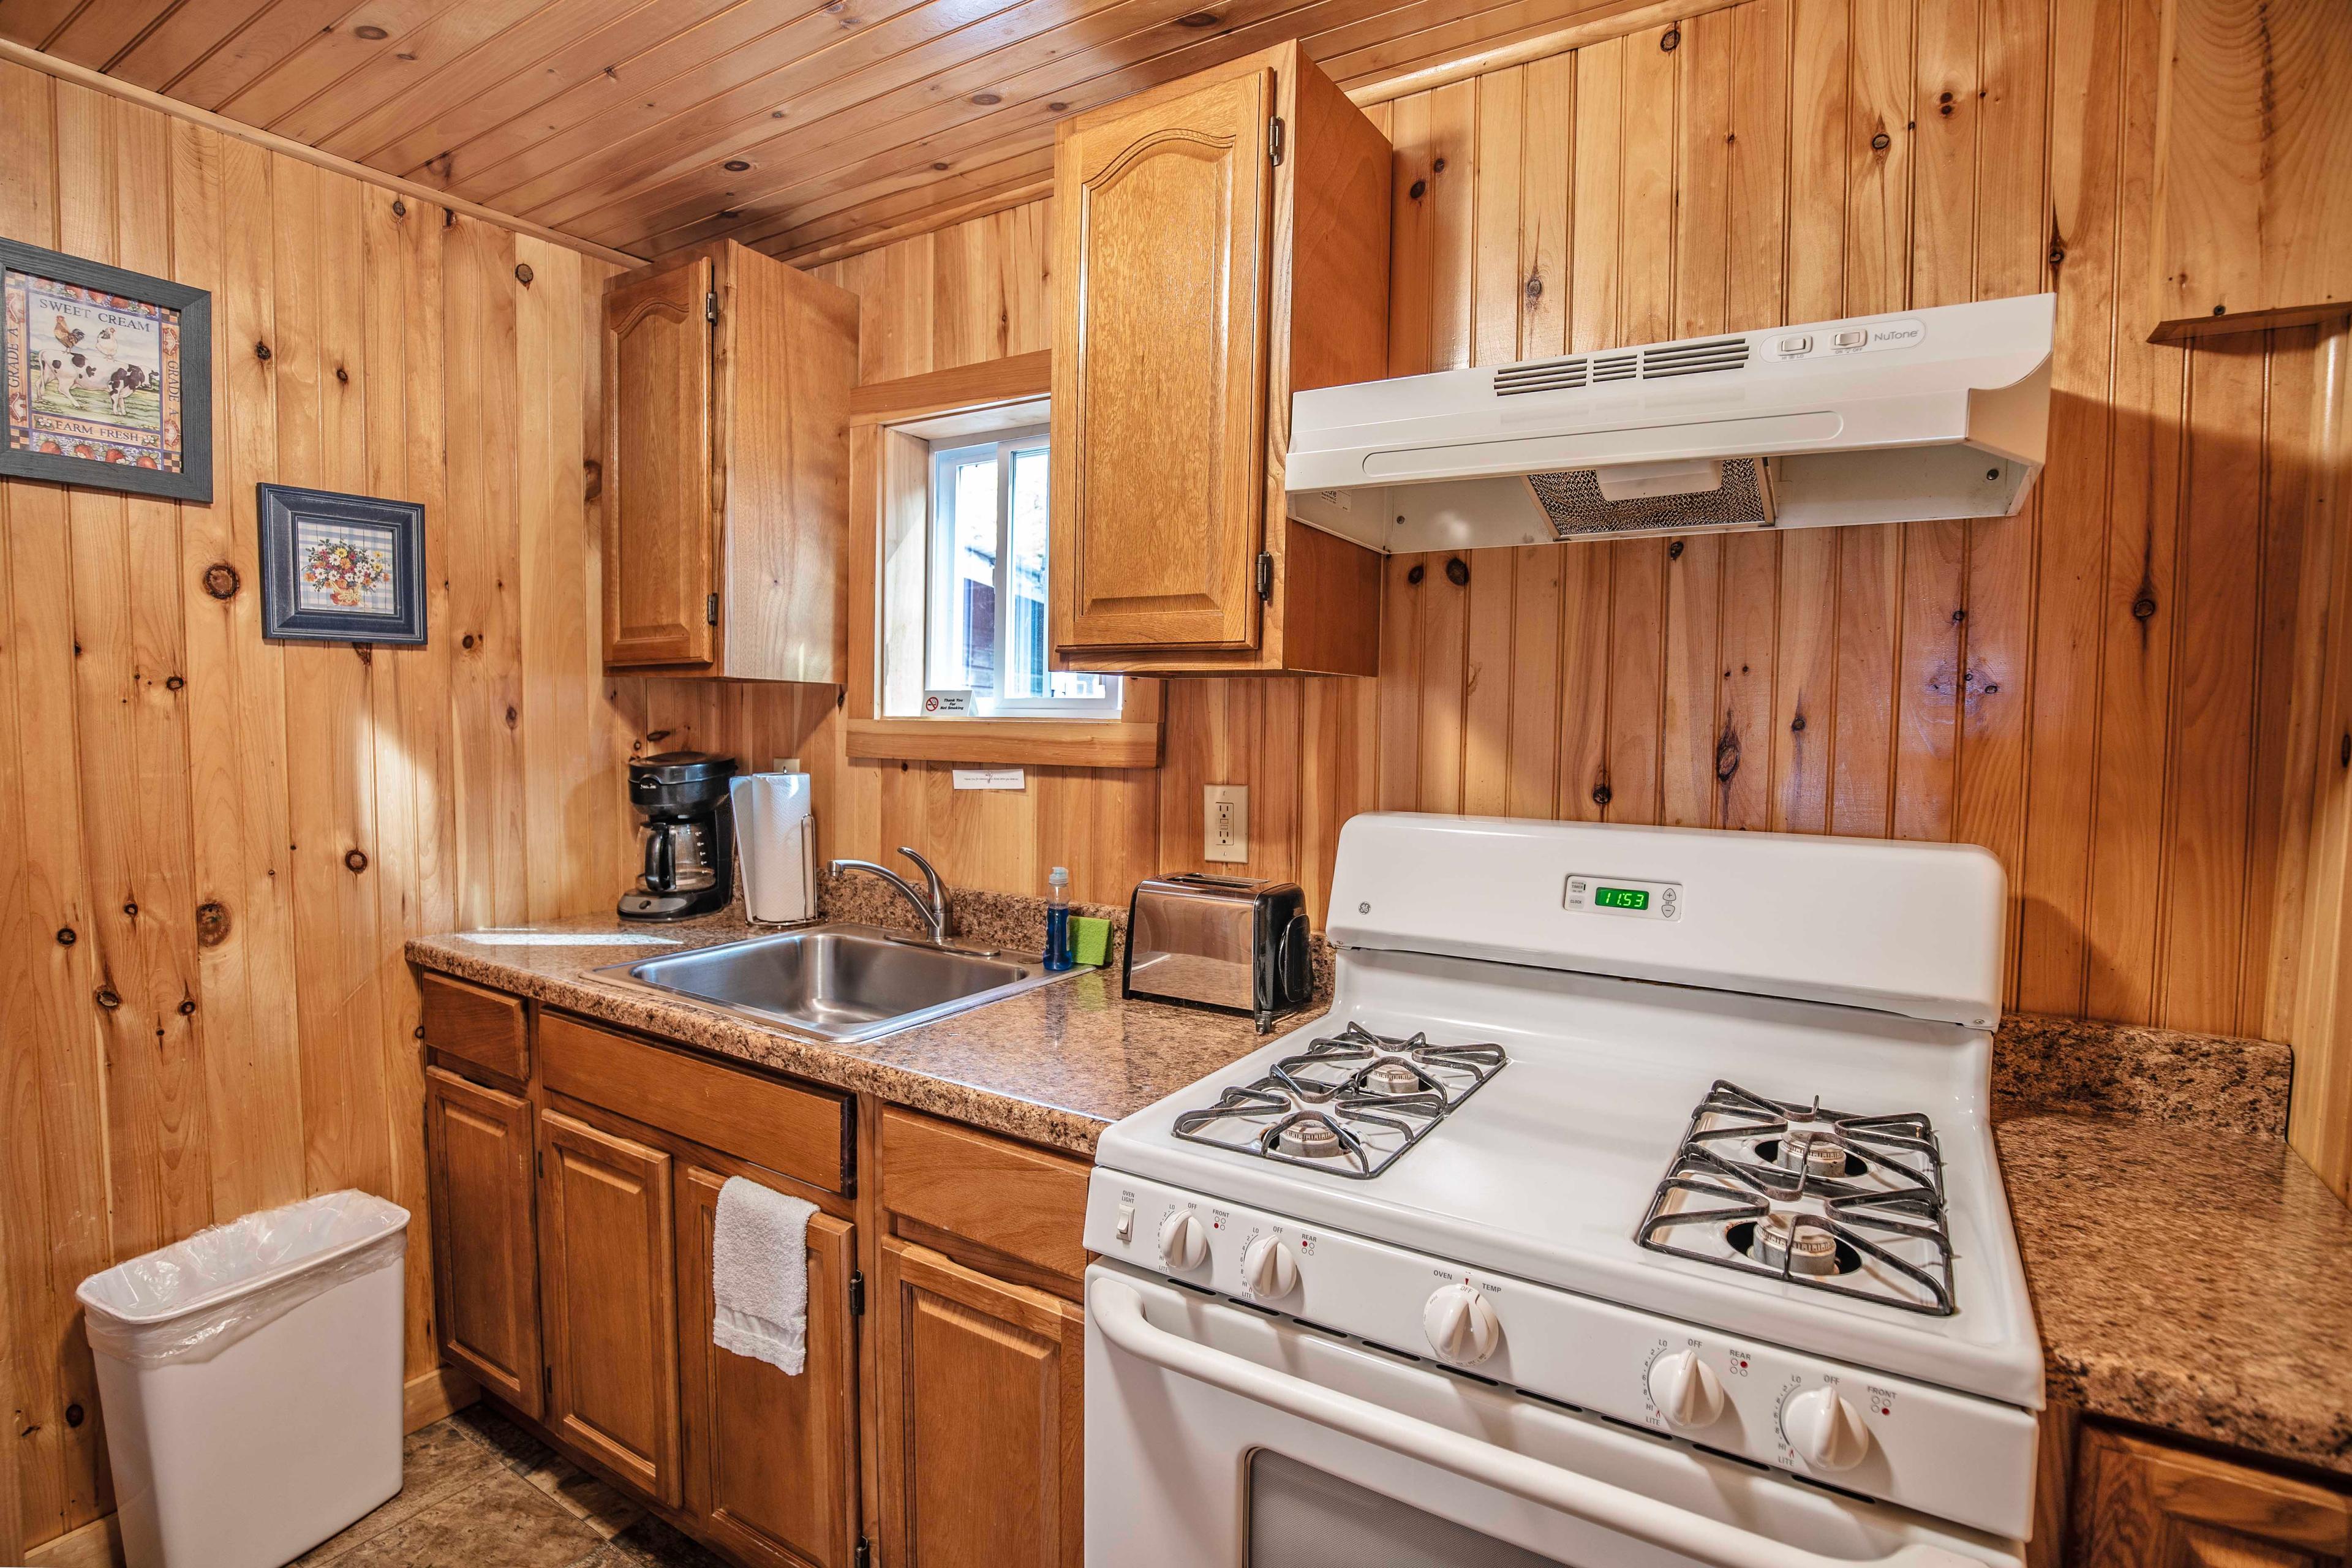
top-left (409, 901), bottom-right (2352, 1480)
top-left (406, 900), bottom-right (1272, 1156)
top-left (1996, 1106), bottom-right (2352, 1478)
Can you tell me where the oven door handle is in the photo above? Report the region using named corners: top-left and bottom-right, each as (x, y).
top-left (1088, 1275), bottom-right (1983, 1568)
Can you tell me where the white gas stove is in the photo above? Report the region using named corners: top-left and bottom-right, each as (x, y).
top-left (1082, 815), bottom-right (2043, 1568)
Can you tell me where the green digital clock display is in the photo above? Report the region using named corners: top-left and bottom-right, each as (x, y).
top-left (1594, 886), bottom-right (1651, 910)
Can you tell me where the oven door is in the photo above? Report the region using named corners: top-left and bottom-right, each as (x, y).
top-left (1085, 1264), bottom-right (2022, 1568)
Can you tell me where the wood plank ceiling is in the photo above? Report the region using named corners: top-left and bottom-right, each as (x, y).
top-left (2, 0), bottom-right (1662, 263)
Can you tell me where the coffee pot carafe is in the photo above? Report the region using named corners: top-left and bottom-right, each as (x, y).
top-left (620, 752), bottom-right (737, 921)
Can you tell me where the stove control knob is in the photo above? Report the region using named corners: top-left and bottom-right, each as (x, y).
top-left (1240, 1235), bottom-right (1299, 1299)
top-left (1784, 1387), bottom-right (1872, 1472)
top-left (1157, 1210), bottom-right (1210, 1272)
top-left (1422, 1284), bottom-right (1501, 1365)
top-left (1646, 1350), bottom-right (1725, 1428)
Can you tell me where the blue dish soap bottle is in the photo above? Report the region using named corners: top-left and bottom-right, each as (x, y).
top-left (1043, 865), bottom-right (1073, 971)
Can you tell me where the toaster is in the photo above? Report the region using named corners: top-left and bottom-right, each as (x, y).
top-left (1122, 873), bottom-right (1314, 1031)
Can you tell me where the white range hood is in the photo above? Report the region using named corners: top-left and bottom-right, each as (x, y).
top-left (1284, 293), bottom-right (2055, 552)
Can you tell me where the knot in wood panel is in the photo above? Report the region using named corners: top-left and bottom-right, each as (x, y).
top-left (1444, 557), bottom-right (1469, 587)
top-left (1660, 26), bottom-right (1680, 49)
top-left (203, 562), bottom-right (239, 600)
top-left (515, 263), bottom-right (534, 285)
top-left (195, 902), bottom-right (230, 947)
top-left (344, 849), bottom-right (369, 873)
top-left (94, 987), bottom-right (120, 1011)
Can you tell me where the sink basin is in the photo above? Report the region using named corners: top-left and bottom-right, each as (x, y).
top-left (591, 922), bottom-right (1083, 1043)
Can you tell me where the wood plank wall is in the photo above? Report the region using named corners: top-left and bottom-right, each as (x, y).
top-left (0, 60), bottom-right (631, 1555)
top-left (1, 0), bottom-right (2346, 1549)
top-left (692, 0), bottom-right (2337, 1055)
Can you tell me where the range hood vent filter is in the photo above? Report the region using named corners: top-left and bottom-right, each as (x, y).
top-left (1531, 457), bottom-right (1774, 538)
top-left (1492, 336), bottom-right (1750, 396)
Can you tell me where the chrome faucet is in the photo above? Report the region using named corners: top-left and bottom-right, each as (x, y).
top-left (829, 846), bottom-right (951, 945)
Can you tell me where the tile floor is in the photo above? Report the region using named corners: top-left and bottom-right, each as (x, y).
top-left (292, 1406), bottom-right (728, 1568)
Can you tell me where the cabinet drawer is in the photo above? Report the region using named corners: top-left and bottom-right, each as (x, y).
top-left (540, 1012), bottom-right (852, 1193)
top-left (881, 1108), bottom-right (1089, 1281)
top-left (421, 971), bottom-right (529, 1082)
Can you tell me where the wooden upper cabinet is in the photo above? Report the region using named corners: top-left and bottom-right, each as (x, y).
top-left (602, 239), bottom-right (858, 677)
top-left (2148, 0), bottom-right (2352, 342)
top-left (423, 1068), bottom-right (542, 1419)
top-left (1054, 67), bottom-right (1274, 653)
top-left (537, 1109), bottom-right (682, 1506)
top-left (605, 256), bottom-right (716, 666)
top-left (2074, 1426), bottom-right (2352, 1566)
top-left (1050, 43), bottom-right (1391, 676)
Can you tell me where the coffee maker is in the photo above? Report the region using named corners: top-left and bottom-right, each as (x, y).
top-left (620, 752), bottom-right (738, 921)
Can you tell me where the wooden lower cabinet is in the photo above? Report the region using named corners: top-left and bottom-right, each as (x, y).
top-left (874, 1238), bottom-right (1085, 1568)
top-left (423, 1067), bottom-right (543, 1419)
top-left (538, 1109), bottom-right (683, 1506)
top-left (2074, 1427), bottom-right (2352, 1566)
top-left (677, 1165), bottom-right (860, 1568)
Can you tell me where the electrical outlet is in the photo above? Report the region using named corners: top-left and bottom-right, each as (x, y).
top-left (1204, 784), bottom-right (1248, 864)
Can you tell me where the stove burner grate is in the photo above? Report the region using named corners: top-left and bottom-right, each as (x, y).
top-left (1635, 1079), bottom-right (1958, 1316)
top-left (1170, 1021), bottom-right (1506, 1179)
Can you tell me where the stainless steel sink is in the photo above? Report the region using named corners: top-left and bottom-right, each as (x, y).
top-left (590, 922), bottom-right (1084, 1042)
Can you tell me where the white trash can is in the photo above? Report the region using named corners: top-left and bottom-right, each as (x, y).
top-left (75, 1191), bottom-right (411, 1568)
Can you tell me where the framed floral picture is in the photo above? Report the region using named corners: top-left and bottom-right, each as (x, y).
top-left (257, 484), bottom-right (427, 644)
top-left (2, 235), bottom-right (211, 502)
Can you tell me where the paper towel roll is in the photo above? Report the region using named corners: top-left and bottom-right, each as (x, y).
top-left (731, 772), bottom-right (816, 924)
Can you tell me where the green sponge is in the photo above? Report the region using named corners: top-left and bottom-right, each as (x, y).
top-left (1069, 915), bottom-right (1111, 968)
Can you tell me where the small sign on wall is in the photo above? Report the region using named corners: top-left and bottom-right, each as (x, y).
top-left (922, 690), bottom-right (973, 715)
top-left (952, 769), bottom-right (1025, 791)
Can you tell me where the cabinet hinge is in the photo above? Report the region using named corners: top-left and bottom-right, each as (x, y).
top-left (853, 1539), bottom-right (872, 1568)
top-left (706, 592), bottom-right (720, 626)
top-left (705, 290), bottom-right (717, 323)
top-left (1256, 551), bottom-right (1274, 600)
top-left (1268, 115), bottom-right (1286, 167)
top-left (848, 1270), bottom-right (866, 1317)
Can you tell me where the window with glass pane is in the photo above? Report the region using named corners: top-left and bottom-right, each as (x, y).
top-left (908, 429), bottom-right (1118, 718)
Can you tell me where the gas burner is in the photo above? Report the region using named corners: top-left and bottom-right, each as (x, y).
top-left (1170, 1020), bottom-right (1506, 1179)
top-left (1736, 1213), bottom-right (1856, 1277)
top-left (1636, 1080), bottom-right (1957, 1316)
top-left (1274, 1114), bottom-right (1346, 1159)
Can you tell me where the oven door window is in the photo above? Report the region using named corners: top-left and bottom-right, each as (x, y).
top-left (1248, 1450), bottom-right (1568, 1567)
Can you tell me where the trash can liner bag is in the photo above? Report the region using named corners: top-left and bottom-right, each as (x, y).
top-left (77, 1190), bottom-right (410, 1367)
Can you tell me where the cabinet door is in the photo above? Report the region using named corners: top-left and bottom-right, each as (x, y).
top-left (423, 1068), bottom-right (542, 1417)
top-left (2075, 1426), bottom-right (2351, 1566)
top-left (875, 1238), bottom-right (1084, 1568)
top-left (1052, 66), bottom-right (1273, 653)
top-left (604, 255), bottom-right (715, 668)
top-left (676, 1167), bottom-right (858, 1568)
top-left (538, 1109), bottom-right (681, 1506)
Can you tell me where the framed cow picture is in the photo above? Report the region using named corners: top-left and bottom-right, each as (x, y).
top-left (1, 235), bottom-right (213, 503)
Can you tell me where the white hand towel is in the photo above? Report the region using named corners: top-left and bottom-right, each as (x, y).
top-left (712, 1177), bottom-right (817, 1375)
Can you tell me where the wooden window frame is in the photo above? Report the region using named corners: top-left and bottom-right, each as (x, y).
top-left (847, 350), bottom-right (1162, 769)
